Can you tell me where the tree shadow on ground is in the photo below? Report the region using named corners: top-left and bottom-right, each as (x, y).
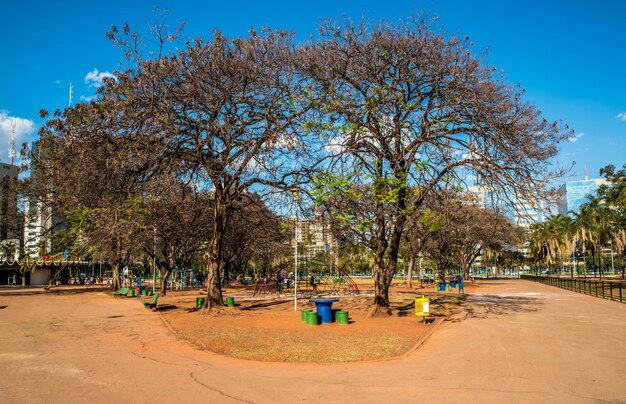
top-left (0, 287), bottom-right (110, 296)
top-left (239, 300), bottom-right (290, 311)
top-left (448, 294), bottom-right (544, 322)
top-left (48, 287), bottom-right (110, 295)
top-left (154, 304), bottom-right (178, 312)
top-left (393, 294), bottom-right (466, 317)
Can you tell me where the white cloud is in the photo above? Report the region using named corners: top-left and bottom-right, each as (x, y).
top-left (325, 133), bottom-right (349, 154)
top-left (272, 134), bottom-right (303, 151)
top-left (617, 112), bottom-right (626, 121)
top-left (0, 110), bottom-right (36, 163)
top-left (79, 95), bottom-right (96, 103)
top-left (53, 79), bottom-right (61, 86)
top-left (84, 69), bottom-right (116, 88)
top-left (568, 132), bottom-right (585, 142)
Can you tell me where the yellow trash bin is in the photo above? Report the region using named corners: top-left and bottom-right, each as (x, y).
top-left (415, 295), bottom-right (430, 319)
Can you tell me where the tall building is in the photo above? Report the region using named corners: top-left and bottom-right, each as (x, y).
top-left (466, 185), bottom-right (487, 208)
top-left (510, 196), bottom-right (543, 228)
top-left (557, 178), bottom-right (609, 215)
top-left (294, 213), bottom-right (338, 259)
top-left (0, 163), bottom-right (19, 260)
top-left (464, 184), bottom-right (543, 228)
top-left (23, 198), bottom-right (54, 259)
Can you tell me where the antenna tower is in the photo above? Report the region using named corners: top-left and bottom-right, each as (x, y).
top-left (68, 82), bottom-right (73, 106)
top-left (9, 120), bottom-right (16, 165)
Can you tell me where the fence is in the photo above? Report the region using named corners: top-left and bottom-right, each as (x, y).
top-left (521, 275), bottom-right (625, 303)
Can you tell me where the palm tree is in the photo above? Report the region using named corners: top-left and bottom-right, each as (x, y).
top-left (599, 164), bottom-right (626, 278)
top-left (528, 214), bottom-right (576, 275)
top-left (575, 196), bottom-right (616, 278)
top-left (550, 214), bottom-right (576, 276)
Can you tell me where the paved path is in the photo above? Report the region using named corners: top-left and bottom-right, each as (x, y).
top-left (1, 280), bottom-right (625, 403)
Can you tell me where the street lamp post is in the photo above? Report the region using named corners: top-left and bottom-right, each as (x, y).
top-left (152, 227), bottom-right (157, 294)
top-left (294, 212), bottom-right (298, 311)
top-left (293, 190), bottom-right (300, 312)
top-left (572, 242), bottom-right (576, 278)
top-left (418, 238), bottom-right (423, 277)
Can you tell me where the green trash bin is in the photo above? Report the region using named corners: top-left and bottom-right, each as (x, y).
top-left (196, 297), bottom-right (205, 308)
top-left (305, 310), bottom-right (318, 325)
top-left (301, 309), bottom-right (312, 322)
top-left (226, 297), bottom-right (235, 307)
top-left (335, 311), bottom-right (349, 325)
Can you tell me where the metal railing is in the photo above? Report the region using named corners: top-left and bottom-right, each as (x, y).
top-left (521, 275), bottom-right (625, 303)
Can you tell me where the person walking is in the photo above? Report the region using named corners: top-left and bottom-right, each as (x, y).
top-left (275, 271), bottom-right (283, 294)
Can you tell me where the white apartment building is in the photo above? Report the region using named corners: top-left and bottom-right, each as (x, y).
top-left (23, 198), bottom-right (53, 259)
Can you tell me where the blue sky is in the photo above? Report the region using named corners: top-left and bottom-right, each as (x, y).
top-left (1, 0), bottom-right (624, 182)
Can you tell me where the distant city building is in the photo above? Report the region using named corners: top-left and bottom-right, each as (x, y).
top-left (23, 198), bottom-right (54, 259)
top-left (0, 163), bottom-right (19, 259)
top-left (294, 213), bottom-right (338, 259)
top-left (466, 185), bottom-right (487, 208)
top-left (464, 184), bottom-right (543, 228)
top-left (509, 196), bottom-right (544, 228)
top-left (557, 178), bottom-right (609, 215)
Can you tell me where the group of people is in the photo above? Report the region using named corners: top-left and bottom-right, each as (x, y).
top-left (68, 276), bottom-right (105, 286)
top-left (248, 271), bottom-right (293, 293)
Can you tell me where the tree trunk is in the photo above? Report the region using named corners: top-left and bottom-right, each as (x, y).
top-left (111, 260), bottom-right (123, 291)
top-left (204, 200), bottom-right (227, 309)
top-left (159, 269), bottom-right (172, 296)
top-left (372, 181), bottom-right (407, 314)
top-left (372, 265), bottom-right (392, 315)
top-left (406, 256), bottom-right (414, 289)
top-left (371, 232), bottom-right (390, 314)
top-left (459, 255), bottom-right (468, 279)
top-left (223, 261), bottom-right (231, 287)
top-left (370, 184), bottom-right (390, 315)
top-left (437, 262), bottom-right (447, 281)
top-left (598, 244), bottom-right (604, 279)
top-left (205, 256), bottom-right (223, 308)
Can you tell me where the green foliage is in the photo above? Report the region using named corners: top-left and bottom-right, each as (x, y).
top-left (373, 174), bottom-right (407, 204)
top-left (418, 208), bottom-right (446, 233)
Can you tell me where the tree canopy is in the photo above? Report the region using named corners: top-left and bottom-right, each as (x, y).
top-left (25, 15), bottom-right (574, 311)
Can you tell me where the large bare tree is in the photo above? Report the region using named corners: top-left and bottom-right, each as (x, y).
top-left (109, 29), bottom-right (314, 308)
top-left (302, 17), bottom-right (570, 314)
top-left (137, 178), bottom-right (213, 295)
top-left (26, 99), bottom-right (168, 290)
top-left (405, 189), bottom-right (524, 279)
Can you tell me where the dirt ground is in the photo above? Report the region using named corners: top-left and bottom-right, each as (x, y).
top-left (0, 279), bottom-right (474, 363)
top-left (160, 280), bottom-right (472, 362)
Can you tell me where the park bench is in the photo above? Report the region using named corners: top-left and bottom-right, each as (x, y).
top-left (112, 287), bottom-right (130, 298)
top-left (143, 293), bottom-right (159, 310)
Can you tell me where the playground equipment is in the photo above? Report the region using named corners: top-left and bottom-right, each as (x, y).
top-left (170, 268), bottom-right (202, 290)
top-left (296, 264), bottom-right (361, 297)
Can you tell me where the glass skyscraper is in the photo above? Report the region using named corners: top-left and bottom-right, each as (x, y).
top-left (557, 178), bottom-right (608, 215)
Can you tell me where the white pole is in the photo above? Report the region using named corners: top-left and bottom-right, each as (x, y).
top-left (294, 213), bottom-right (298, 311)
top-left (418, 238), bottom-right (422, 277)
top-left (152, 227), bottom-right (157, 293)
